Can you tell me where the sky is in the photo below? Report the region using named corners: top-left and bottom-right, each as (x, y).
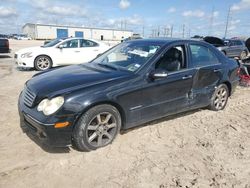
top-left (0, 0), bottom-right (250, 38)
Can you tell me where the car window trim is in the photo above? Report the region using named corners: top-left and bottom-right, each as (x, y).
top-left (57, 39), bottom-right (80, 48)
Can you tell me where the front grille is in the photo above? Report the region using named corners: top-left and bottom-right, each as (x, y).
top-left (23, 87), bottom-right (36, 107)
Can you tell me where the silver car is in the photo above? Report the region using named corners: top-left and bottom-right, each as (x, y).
top-left (217, 39), bottom-right (249, 60)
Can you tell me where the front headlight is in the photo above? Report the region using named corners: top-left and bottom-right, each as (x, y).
top-left (37, 96), bottom-right (64, 116)
top-left (21, 52), bottom-right (33, 58)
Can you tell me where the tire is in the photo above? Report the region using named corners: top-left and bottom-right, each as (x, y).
top-left (240, 51), bottom-right (247, 60)
top-left (208, 84), bottom-right (229, 111)
top-left (73, 104), bottom-right (121, 151)
top-left (34, 55), bottom-right (52, 71)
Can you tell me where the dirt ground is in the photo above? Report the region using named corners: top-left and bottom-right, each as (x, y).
top-left (0, 40), bottom-right (250, 188)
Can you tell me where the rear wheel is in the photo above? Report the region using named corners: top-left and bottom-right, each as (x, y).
top-left (208, 84), bottom-right (229, 111)
top-left (240, 51), bottom-right (247, 60)
top-left (73, 104), bottom-right (121, 151)
top-left (34, 55), bottom-right (52, 71)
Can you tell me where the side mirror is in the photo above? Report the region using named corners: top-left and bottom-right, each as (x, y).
top-left (58, 44), bottom-right (64, 49)
top-left (150, 69), bottom-right (168, 80)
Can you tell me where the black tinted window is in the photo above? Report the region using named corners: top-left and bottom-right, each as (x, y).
top-left (80, 39), bottom-right (98, 47)
top-left (190, 44), bottom-right (219, 67)
top-left (0, 40), bottom-right (6, 47)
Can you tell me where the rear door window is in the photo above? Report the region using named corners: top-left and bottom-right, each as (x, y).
top-left (80, 39), bottom-right (98, 47)
top-left (190, 44), bottom-right (219, 67)
top-left (61, 39), bottom-right (79, 48)
top-left (235, 40), bottom-right (243, 46)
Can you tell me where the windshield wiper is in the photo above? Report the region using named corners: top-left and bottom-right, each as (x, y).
top-left (97, 63), bottom-right (118, 70)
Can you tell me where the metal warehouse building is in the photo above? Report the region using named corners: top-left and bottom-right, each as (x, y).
top-left (22, 23), bottom-right (133, 41)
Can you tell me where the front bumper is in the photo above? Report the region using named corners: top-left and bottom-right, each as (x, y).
top-left (18, 93), bottom-right (76, 147)
top-left (15, 54), bottom-right (34, 68)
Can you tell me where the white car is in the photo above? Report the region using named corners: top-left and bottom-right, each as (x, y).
top-left (15, 38), bottom-right (111, 70)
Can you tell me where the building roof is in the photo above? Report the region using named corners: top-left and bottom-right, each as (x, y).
top-left (23, 23), bottom-right (133, 32)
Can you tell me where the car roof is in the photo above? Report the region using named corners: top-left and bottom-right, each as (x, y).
top-left (61, 37), bottom-right (100, 43)
top-left (125, 38), bottom-right (208, 45)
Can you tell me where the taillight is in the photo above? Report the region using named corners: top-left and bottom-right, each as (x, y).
top-left (237, 67), bottom-right (241, 75)
top-left (5, 40), bottom-right (9, 48)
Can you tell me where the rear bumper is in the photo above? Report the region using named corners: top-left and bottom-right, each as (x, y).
top-left (231, 79), bottom-right (239, 95)
top-left (0, 48), bottom-right (10, 53)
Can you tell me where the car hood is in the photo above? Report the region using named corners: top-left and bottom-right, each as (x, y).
top-left (16, 46), bottom-right (43, 54)
top-left (26, 64), bottom-right (131, 98)
top-left (204, 36), bottom-right (225, 47)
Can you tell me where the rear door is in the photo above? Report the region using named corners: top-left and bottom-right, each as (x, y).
top-left (54, 39), bottom-right (80, 65)
top-left (188, 43), bottom-right (223, 108)
top-left (228, 40), bottom-right (239, 56)
top-left (78, 39), bottom-right (101, 63)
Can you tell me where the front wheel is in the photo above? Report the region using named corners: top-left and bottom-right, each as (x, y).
top-left (208, 84), bottom-right (229, 111)
top-left (73, 104), bottom-right (121, 151)
top-left (34, 55), bottom-right (52, 71)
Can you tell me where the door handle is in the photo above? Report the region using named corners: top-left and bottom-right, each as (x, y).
top-left (93, 49), bottom-right (99, 52)
top-left (182, 75), bottom-right (192, 80)
top-left (75, 51), bottom-right (80, 53)
top-left (214, 69), bottom-right (222, 73)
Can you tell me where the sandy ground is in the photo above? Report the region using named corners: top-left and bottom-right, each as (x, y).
top-left (0, 40), bottom-right (250, 188)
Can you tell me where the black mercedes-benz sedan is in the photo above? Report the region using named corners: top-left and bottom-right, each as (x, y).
top-left (18, 38), bottom-right (239, 151)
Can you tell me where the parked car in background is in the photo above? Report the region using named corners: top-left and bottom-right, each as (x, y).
top-left (14, 35), bottom-right (32, 40)
top-left (220, 39), bottom-right (249, 59)
top-left (15, 37), bottom-right (111, 70)
top-left (0, 38), bottom-right (10, 53)
top-left (204, 37), bottom-right (249, 59)
top-left (18, 38), bottom-right (239, 151)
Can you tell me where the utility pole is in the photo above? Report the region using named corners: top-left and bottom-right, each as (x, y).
top-left (182, 24), bottom-right (185, 38)
top-left (170, 25), bottom-right (173, 37)
top-left (151, 29), bottom-right (154, 37)
top-left (188, 29), bottom-right (191, 38)
top-left (142, 25), bottom-right (144, 37)
top-left (224, 7), bottom-right (231, 39)
top-left (164, 27), bottom-right (167, 37)
top-left (124, 20), bottom-right (127, 30)
top-left (209, 6), bottom-right (215, 35)
top-left (157, 26), bottom-right (160, 37)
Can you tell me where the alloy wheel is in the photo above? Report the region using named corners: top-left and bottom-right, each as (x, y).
top-left (36, 57), bottom-right (51, 70)
top-left (86, 112), bottom-right (117, 147)
top-left (214, 87), bottom-right (228, 110)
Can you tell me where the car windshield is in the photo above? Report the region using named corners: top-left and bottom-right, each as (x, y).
top-left (42, 38), bottom-right (63, 47)
top-left (92, 41), bottom-right (162, 72)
